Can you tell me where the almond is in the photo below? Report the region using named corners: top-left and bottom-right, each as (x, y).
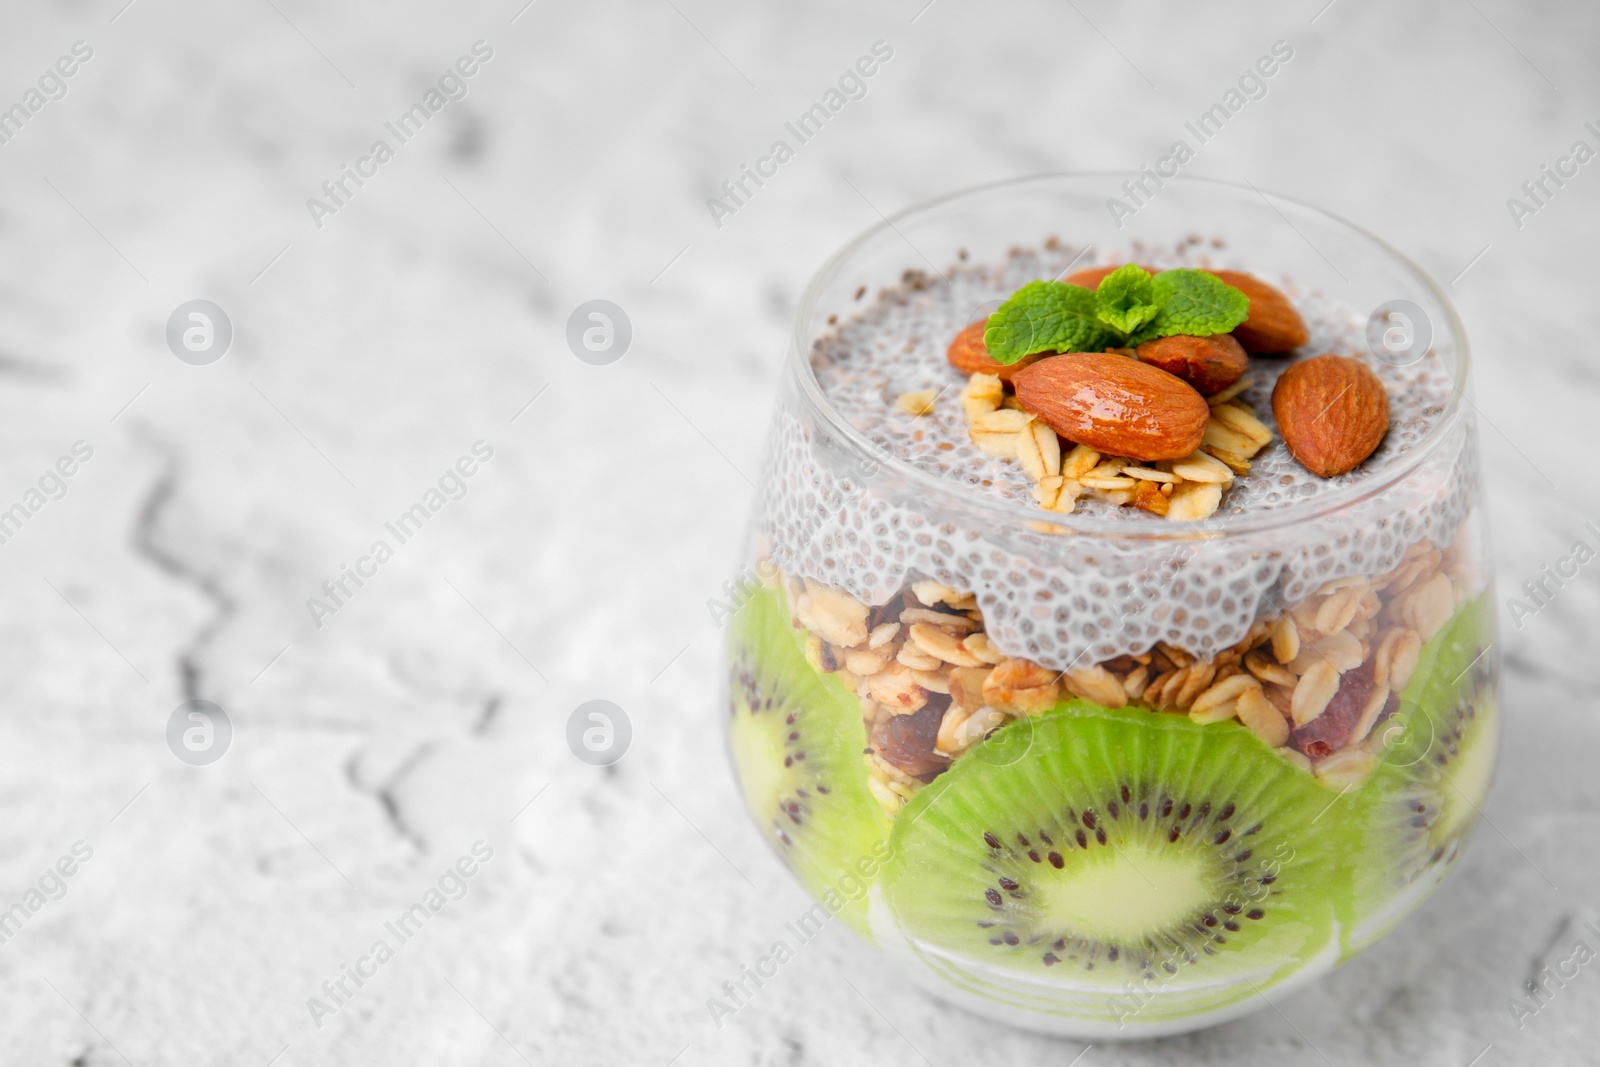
top-left (1134, 334), bottom-right (1248, 395)
top-left (1061, 263), bottom-right (1158, 290)
top-left (1206, 270), bottom-right (1308, 355)
top-left (946, 320), bottom-right (1041, 381)
top-left (1012, 352), bottom-right (1209, 462)
top-left (1271, 354), bottom-right (1390, 477)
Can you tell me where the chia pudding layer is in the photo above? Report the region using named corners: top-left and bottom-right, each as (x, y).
top-left (754, 239), bottom-right (1477, 672)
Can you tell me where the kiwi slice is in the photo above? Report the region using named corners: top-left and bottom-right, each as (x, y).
top-left (1349, 593), bottom-right (1499, 938)
top-left (727, 581), bottom-right (890, 935)
top-left (883, 702), bottom-right (1349, 990)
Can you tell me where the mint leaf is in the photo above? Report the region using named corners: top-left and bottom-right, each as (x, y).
top-left (983, 281), bottom-right (1113, 363)
top-left (1094, 264), bottom-right (1161, 337)
top-left (1129, 268), bottom-right (1250, 344)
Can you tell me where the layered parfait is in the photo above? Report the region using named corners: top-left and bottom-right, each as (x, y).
top-left (727, 227), bottom-right (1497, 1036)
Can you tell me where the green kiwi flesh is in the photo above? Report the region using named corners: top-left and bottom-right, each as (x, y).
top-left (1349, 593), bottom-right (1499, 936)
top-left (727, 581), bottom-right (889, 934)
top-left (883, 702), bottom-right (1350, 989)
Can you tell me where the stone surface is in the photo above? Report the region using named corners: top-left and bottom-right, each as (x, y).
top-left (0, 1), bottom-right (1595, 1064)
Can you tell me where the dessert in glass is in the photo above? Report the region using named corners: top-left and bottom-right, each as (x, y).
top-left (723, 175), bottom-right (1497, 1037)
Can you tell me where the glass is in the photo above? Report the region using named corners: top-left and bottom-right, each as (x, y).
top-left (723, 175), bottom-right (1498, 1037)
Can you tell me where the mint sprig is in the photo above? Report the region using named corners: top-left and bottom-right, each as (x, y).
top-left (983, 280), bottom-right (1114, 364)
top-left (1094, 263), bottom-right (1162, 336)
top-left (1128, 269), bottom-right (1251, 345)
top-left (982, 265), bottom-right (1250, 364)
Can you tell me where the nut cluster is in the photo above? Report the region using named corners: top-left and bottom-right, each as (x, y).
top-left (951, 366), bottom-right (1272, 522)
top-left (781, 536), bottom-right (1471, 816)
top-left (896, 267), bottom-right (1395, 518)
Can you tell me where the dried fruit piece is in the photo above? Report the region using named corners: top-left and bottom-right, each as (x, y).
top-left (1290, 660), bottom-right (1378, 760)
top-left (1012, 352), bottom-right (1209, 462)
top-left (1272, 354), bottom-right (1390, 478)
top-left (1134, 334), bottom-right (1248, 395)
top-left (872, 696), bottom-right (952, 779)
top-left (1205, 270), bottom-right (1309, 355)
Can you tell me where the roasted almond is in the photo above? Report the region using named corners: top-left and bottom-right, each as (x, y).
top-left (1206, 270), bottom-right (1309, 355)
top-left (1012, 352), bottom-right (1209, 462)
top-left (946, 320), bottom-right (1041, 381)
top-left (1271, 354), bottom-right (1390, 477)
top-left (1061, 263), bottom-right (1157, 290)
top-left (1134, 334), bottom-right (1248, 395)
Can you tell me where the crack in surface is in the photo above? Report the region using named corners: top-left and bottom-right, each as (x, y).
top-left (1525, 912), bottom-right (1574, 994)
top-left (474, 694), bottom-right (503, 735)
top-left (344, 742), bottom-right (438, 854)
top-left (130, 444), bottom-right (236, 703)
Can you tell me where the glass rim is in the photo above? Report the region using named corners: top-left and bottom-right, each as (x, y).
top-left (788, 172), bottom-right (1472, 542)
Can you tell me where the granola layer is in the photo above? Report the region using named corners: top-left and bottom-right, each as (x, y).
top-left (775, 533), bottom-right (1482, 817)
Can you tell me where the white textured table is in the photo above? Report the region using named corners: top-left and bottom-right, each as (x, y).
top-left (0, 1), bottom-right (1595, 1064)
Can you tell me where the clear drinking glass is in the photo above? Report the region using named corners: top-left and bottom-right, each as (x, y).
top-left (723, 175), bottom-right (1498, 1037)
